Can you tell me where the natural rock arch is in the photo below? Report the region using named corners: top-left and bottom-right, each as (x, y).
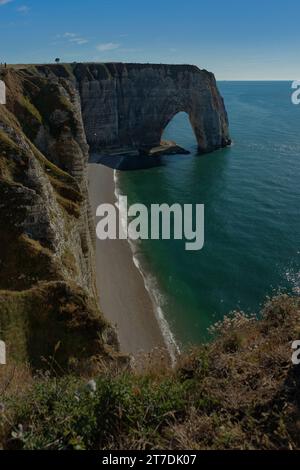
top-left (74, 63), bottom-right (231, 155)
top-left (161, 111), bottom-right (198, 147)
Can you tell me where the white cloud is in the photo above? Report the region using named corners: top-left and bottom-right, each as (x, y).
top-left (0, 0), bottom-right (13, 5)
top-left (17, 5), bottom-right (29, 14)
top-left (62, 32), bottom-right (88, 46)
top-left (70, 37), bottom-right (88, 45)
top-left (96, 42), bottom-right (120, 52)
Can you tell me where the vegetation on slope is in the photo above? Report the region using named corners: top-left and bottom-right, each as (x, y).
top-left (0, 68), bottom-right (120, 374)
top-left (0, 295), bottom-right (299, 450)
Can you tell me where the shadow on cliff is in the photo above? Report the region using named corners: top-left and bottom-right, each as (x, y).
top-left (89, 145), bottom-right (231, 172)
top-left (89, 154), bottom-right (166, 171)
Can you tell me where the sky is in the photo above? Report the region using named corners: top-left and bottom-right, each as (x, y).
top-left (0, 0), bottom-right (300, 80)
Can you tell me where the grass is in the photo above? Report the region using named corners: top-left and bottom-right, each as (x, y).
top-left (0, 295), bottom-right (299, 451)
top-left (19, 96), bottom-right (42, 124)
top-left (0, 281), bottom-right (113, 371)
top-left (1, 371), bottom-right (189, 450)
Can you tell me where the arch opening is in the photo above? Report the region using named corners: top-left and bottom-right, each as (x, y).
top-left (161, 112), bottom-right (198, 155)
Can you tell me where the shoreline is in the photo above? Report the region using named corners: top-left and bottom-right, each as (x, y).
top-left (113, 170), bottom-right (180, 364)
top-left (88, 163), bottom-right (177, 363)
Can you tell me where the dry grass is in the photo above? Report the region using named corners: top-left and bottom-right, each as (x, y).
top-left (0, 295), bottom-right (299, 450)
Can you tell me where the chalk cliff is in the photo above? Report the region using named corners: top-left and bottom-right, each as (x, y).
top-left (0, 65), bottom-right (120, 371)
top-left (74, 63), bottom-right (231, 155)
top-left (0, 62), bottom-right (230, 370)
top-left (29, 63), bottom-right (230, 155)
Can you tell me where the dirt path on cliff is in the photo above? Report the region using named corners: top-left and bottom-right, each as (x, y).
top-left (88, 163), bottom-right (169, 362)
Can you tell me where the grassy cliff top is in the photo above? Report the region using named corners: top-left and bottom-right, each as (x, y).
top-left (2, 62), bottom-right (210, 83)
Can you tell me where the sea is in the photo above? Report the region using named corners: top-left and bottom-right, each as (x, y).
top-left (116, 81), bottom-right (300, 349)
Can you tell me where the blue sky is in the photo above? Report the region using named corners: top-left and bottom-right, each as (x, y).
top-left (0, 0), bottom-right (299, 79)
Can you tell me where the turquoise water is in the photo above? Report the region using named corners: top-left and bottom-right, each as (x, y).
top-left (117, 82), bottom-right (300, 347)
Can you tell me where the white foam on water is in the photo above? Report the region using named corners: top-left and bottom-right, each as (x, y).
top-left (114, 170), bottom-right (180, 365)
top-left (285, 267), bottom-right (300, 295)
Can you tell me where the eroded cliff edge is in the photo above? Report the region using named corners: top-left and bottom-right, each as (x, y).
top-left (0, 65), bottom-right (121, 371)
top-left (0, 63), bottom-right (230, 370)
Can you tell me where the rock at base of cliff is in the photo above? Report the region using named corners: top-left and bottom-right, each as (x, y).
top-left (147, 140), bottom-right (191, 157)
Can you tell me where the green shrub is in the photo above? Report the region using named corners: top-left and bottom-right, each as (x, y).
top-left (5, 373), bottom-right (188, 450)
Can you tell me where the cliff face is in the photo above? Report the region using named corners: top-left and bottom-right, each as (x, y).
top-left (73, 63), bottom-right (231, 154)
top-left (0, 66), bottom-right (119, 371)
top-left (0, 62), bottom-right (230, 370)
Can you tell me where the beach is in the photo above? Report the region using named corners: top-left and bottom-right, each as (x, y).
top-left (88, 163), bottom-right (168, 359)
